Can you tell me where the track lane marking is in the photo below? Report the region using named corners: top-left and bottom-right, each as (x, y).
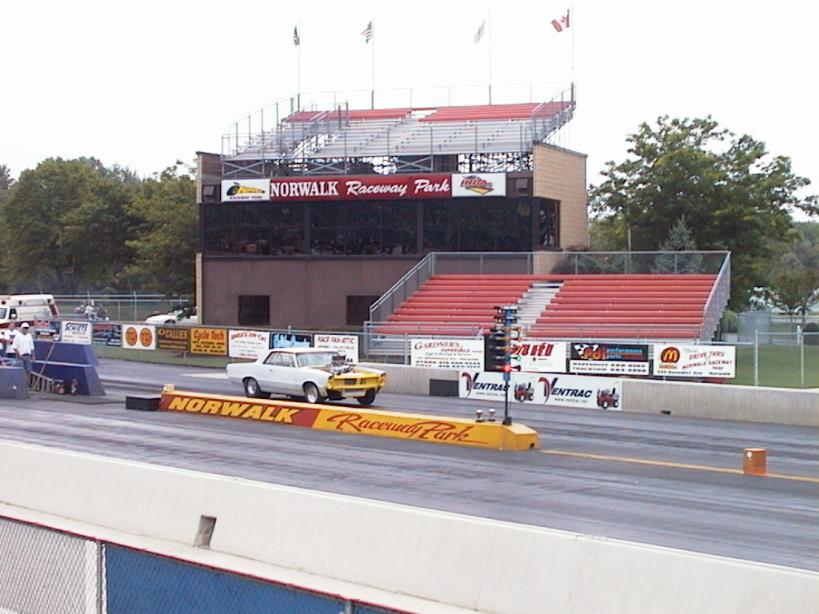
top-left (541, 449), bottom-right (819, 484)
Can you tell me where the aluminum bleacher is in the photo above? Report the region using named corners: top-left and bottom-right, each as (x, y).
top-left (375, 274), bottom-right (718, 340)
top-left (226, 97), bottom-right (574, 163)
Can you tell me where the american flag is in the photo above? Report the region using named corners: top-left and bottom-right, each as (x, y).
top-left (293, 26), bottom-right (300, 46)
top-left (361, 20), bottom-right (373, 43)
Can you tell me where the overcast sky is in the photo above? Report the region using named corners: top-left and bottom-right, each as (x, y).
top-left (1, 0), bottom-right (816, 215)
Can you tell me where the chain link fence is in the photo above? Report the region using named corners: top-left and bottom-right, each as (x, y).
top-left (0, 516), bottom-right (407, 614)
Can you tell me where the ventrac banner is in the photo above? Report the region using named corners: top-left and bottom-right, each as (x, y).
top-left (313, 334), bottom-right (359, 362)
top-left (459, 371), bottom-right (622, 410)
top-left (269, 174), bottom-right (452, 201)
top-left (653, 344), bottom-right (736, 378)
top-left (221, 179), bottom-right (270, 202)
top-left (411, 338), bottom-right (484, 370)
top-left (569, 342), bottom-right (650, 375)
top-left (510, 339), bottom-right (567, 373)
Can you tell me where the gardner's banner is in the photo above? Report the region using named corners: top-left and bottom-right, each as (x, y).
top-left (313, 334), bottom-right (359, 362)
top-left (122, 324), bottom-right (156, 350)
top-left (459, 371), bottom-right (622, 411)
top-left (92, 322), bottom-right (122, 347)
top-left (61, 321), bottom-right (93, 345)
top-left (510, 339), bottom-right (567, 373)
top-left (229, 330), bottom-right (271, 360)
top-left (156, 326), bottom-right (190, 352)
top-left (653, 344), bottom-right (736, 378)
top-left (410, 338), bottom-right (484, 370)
top-left (190, 327), bottom-right (228, 355)
top-left (569, 342), bottom-right (650, 375)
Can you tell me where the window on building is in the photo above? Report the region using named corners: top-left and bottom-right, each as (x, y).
top-left (346, 295), bottom-right (380, 326)
top-left (310, 202), bottom-right (417, 256)
top-left (238, 295), bottom-right (270, 326)
top-left (202, 204), bottom-right (304, 256)
top-left (422, 198), bottom-right (534, 252)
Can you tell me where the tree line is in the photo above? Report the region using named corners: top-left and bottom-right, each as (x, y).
top-left (0, 158), bottom-right (196, 295)
top-left (588, 116), bottom-right (818, 316)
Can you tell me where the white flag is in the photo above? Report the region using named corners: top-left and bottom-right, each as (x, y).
top-left (473, 19), bottom-right (485, 43)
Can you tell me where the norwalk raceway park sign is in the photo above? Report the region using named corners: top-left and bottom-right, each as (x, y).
top-left (159, 390), bottom-right (539, 451)
top-left (220, 173), bottom-right (506, 203)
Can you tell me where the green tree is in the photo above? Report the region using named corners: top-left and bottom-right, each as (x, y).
top-left (590, 116), bottom-right (817, 307)
top-left (765, 223), bottom-right (819, 325)
top-left (124, 165), bottom-right (196, 294)
top-left (654, 216), bottom-right (702, 273)
top-left (0, 164), bottom-right (13, 205)
top-left (1, 158), bottom-right (139, 292)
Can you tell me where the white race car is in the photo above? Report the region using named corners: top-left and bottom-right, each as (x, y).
top-left (226, 347), bottom-right (386, 406)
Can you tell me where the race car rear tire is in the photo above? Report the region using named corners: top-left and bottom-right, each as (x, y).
top-left (243, 377), bottom-right (265, 398)
top-left (357, 389), bottom-right (376, 406)
top-left (303, 382), bottom-right (324, 404)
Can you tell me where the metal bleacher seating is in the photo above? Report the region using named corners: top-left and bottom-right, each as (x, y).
top-left (375, 274), bottom-right (718, 340)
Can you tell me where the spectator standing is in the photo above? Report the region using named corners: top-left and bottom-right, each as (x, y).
top-left (3, 322), bottom-right (17, 359)
top-left (11, 322), bottom-right (35, 377)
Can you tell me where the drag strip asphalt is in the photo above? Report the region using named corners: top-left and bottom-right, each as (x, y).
top-left (0, 358), bottom-right (816, 571)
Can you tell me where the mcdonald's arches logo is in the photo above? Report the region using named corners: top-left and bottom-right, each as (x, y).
top-left (660, 346), bottom-right (681, 363)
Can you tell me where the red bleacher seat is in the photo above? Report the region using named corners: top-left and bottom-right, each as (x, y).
top-left (376, 273), bottom-right (718, 339)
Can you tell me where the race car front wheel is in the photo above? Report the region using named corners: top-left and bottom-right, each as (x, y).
top-left (357, 389), bottom-right (376, 406)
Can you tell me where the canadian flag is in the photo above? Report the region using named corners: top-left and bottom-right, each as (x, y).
top-left (551, 9), bottom-right (570, 33)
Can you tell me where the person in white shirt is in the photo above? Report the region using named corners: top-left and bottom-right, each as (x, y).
top-left (2, 322), bottom-right (17, 359)
top-left (11, 322), bottom-right (35, 376)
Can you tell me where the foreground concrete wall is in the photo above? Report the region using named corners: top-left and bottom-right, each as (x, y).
top-left (361, 362), bottom-right (458, 395)
top-left (0, 442), bottom-right (816, 614)
top-left (622, 380), bottom-right (819, 427)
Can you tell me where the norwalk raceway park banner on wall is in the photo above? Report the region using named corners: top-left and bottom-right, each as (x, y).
top-left (459, 371), bottom-right (622, 411)
top-left (221, 173), bottom-right (505, 203)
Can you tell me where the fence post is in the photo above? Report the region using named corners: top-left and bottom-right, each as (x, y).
top-left (754, 330), bottom-right (759, 387)
top-left (133, 291), bottom-right (138, 322)
top-left (96, 540), bottom-right (104, 614)
top-left (404, 333), bottom-right (409, 365)
top-left (798, 325), bottom-right (805, 388)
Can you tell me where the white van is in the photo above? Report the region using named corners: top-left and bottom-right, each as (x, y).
top-left (0, 294), bottom-right (59, 326)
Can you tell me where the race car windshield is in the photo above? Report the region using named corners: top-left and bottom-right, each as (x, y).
top-left (296, 352), bottom-right (339, 368)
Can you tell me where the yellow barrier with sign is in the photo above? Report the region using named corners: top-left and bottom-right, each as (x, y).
top-left (159, 390), bottom-right (539, 451)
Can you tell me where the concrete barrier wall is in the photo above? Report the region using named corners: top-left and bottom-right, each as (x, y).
top-left (361, 363), bottom-right (457, 395)
top-left (623, 379), bottom-right (819, 427)
top-left (0, 441), bottom-right (816, 614)
top-left (364, 362), bottom-right (819, 427)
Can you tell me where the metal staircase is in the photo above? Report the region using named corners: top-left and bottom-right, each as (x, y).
top-left (516, 282), bottom-right (562, 329)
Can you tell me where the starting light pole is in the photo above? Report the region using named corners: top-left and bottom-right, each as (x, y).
top-left (493, 305), bottom-right (518, 425)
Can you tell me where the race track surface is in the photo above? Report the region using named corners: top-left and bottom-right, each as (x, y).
top-left (0, 358), bottom-right (816, 571)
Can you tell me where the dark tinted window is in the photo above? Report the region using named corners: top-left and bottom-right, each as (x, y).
top-left (238, 295), bottom-right (270, 326)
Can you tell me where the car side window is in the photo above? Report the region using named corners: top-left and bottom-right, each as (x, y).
top-left (280, 354), bottom-right (295, 368)
top-left (264, 352), bottom-right (282, 366)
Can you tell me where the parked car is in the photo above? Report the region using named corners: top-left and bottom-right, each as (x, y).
top-left (145, 306), bottom-right (198, 326)
top-left (226, 347), bottom-right (386, 406)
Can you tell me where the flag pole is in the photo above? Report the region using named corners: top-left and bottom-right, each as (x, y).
top-left (488, 9), bottom-right (493, 105)
top-left (370, 17), bottom-right (376, 109)
top-left (297, 22), bottom-right (302, 110)
top-left (570, 5), bottom-right (575, 85)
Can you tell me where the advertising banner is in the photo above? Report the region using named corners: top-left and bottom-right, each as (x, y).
top-left (229, 330), bottom-right (271, 360)
top-left (569, 342), bottom-right (650, 375)
top-left (221, 179), bottom-right (270, 202)
top-left (452, 173), bottom-right (506, 197)
top-left (156, 326), bottom-right (190, 352)
top-left (269, 173), bottom-right (452, 202)
top-left (410, 338), bottom-right (484, 370)
top-left (60, 321), bottom-right (93, 345)
top-left (459, 371), bottom-right (622, 410)
top-left (122, 324), bottom-right (156, 350)
top-left (271, 332), bottom-right (312, 349)
top-left (92, 322), bottom-right (122, 347)
top-left (190, 327), bottom-right (228, 355)
top-left (313, 333), bottom-right (359, 362)
top-left (653, 344), bottom-right (736, 378)
top-left (510, 339), bottom-right (567, 373)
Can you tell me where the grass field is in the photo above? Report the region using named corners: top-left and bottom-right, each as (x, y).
top-left (96, 343), bottom-right (819, 389)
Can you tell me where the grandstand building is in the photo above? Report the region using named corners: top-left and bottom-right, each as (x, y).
top-left (197, 86), bottom-right (590, 329)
